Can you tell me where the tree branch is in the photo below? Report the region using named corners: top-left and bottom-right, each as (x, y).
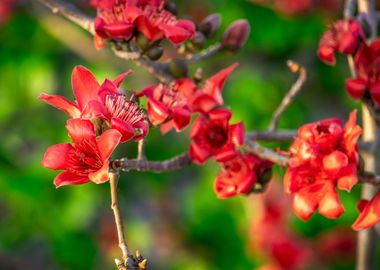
top-left (268, 60), bottom-right (307, 131)
top-left (111, 152), bottom-right (193, 173)
top-left (247, 129), bottom-right (297, 142)
top-left (185, 43), bottom-right (223, 64)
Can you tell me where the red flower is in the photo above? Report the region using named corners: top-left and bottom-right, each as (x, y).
top-left (139, 78), bottom-right (197, 134)
top-left (42, 119), bottom-right (121, 188)
top-left (214, 153), bottom-right (272, 199)
top-left (94, 0), bottom-right (140, 49)
top-left (189, 108), bottom-right (244, 164)
top-left (39, 66), bottom-right (149, 142)
top-left (346, 39), bottom-right (380, 105)
top-left (318, 19), bottom-right (365, 65)
top-left (135, 0), bottom-right (195, 44)
top-left (191, 63), bottom-right (238, 113)
top-left (93, 0), bottom-right (195, 49)
top-left (352, 192), bottom-right (380, 230)
top-left (284, 110), bottom-right (362, 221)
top-left (0, 0), bottom-right (12, 26)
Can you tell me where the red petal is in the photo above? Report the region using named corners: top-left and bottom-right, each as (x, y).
top-left (191, 93), bottom-right (219, 113)
top-left (208, 108), bottom-right (232, 122)
top-left (345, 78), bottom-right (367, 100)
top-left (98, 79), bottom-right (120, 102)
top-left (88, 160), bottom-right (110, 184)
top-left (160, 23), bottom-right (193, 44)
top-left (42, 143), bottom-right (73, 170)
top-left (229, 122), bottom-right (245, 146)
top-left (97, 129), bottom-right (122, 161)
top-left (110, 117), bottom-right (135, 142)
top-left (189, 141), bottom-right (211, 164)
top-left (81, 100), bottom-right (107, 119)
top-left (172, 107), bottom-right (191, 131)
top-left (318, 181), bottom-right (345, 219)
top-left (293, 184), bottom-right (320, 221)
top-left (337, 164), bottom-right (358, 192)
top-left (54, 171), bottom-right (90, 188)
top-left (103, 23), bottom-right (134, 39)
top-left (189, 117), bottom-right (206, 138)
top-left (352, 192), bottom-right (380, 230)
top-left (133, 120), bottom-right (149, 141)
top-left (66, 119), bottom-right (96, 145)
top-left (322, 150), bottom-right (348, 174)
top-left (317, 46), bottom-right (336, 65)
top-left (94, 34), bottom-right (106, 50)
top-left (71, 66), bottom-right (100, 110)
top-left (203, 63), bottom-right (238, 105)
top-left (214, 144), bottom-right (238, 162)
top-left (147, 98), bottom-right (170, 125)
top-left (113, 70), bottom-right (133, 88)
top-left (39, 93), bottom-right (80, 118)
top-left (369, 82), bottom-right (380, 107)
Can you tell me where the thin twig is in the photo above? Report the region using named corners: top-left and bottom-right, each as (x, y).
top-left (111, 152), bottom-right (192, 173)
top-left (344, 0), bottom-right (357, 18)
top-left (244, 140), bottom-right (290, 167)
top-left (109, 171), bottom-right (130, 261)
top-left (247, 130), bottom-right (297, 142)
top-left (185, 43), bottom-right (223, 64)
top-left (137, 139), bottom-right (146, 160)
top-left (268, 60), bottom-right (307, 131)
top-left (37, 0), bottom-right (94, 34)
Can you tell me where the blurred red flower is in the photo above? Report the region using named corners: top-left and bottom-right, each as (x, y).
top-left (42, 119), bottom-right (121, 188)
top-left (285, 110), bottom-right (362, 221)
top-left (352, 192), bottom-right (380, 230)
top-left (214, 153), bottom-right (272, 199)
top-left (346, 39), bottom-right (380, 105)
top-left (94, 0), bottom-right (195, 49)
top-left (189, 108), bottom-right (244, 164)
top-left (318, 19), bottom-right (365, 65)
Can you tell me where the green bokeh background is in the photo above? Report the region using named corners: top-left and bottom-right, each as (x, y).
top-left (0, 0), bottom-right (373, 269)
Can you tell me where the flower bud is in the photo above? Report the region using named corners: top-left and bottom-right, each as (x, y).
top-left (258, 168), bottom-right (273, 185)
top-left (136, 33), bottom-right (151, 51)
top-left (222, 19), bottom-right (250, 51)
top-left (168, 58), bottom-right (188, 78)
top-left (164, 1), bottom-right (177, 15)
top-left (188, 31), bottom-right (206, 51)
top-left (199, 13), bottom-right (221, 39)
top-left (146, 46), bottom-right (163, 60)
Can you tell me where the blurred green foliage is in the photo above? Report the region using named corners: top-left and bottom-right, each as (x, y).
top-left (0, 1), bottom-right (369, 269)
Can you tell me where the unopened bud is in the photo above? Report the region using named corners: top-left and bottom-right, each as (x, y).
top-left (168, 58), bottom-right (188, 78)
top-left (146, 46), bottom-right (163, 60)
top-left (164, 1), bottom-right (177, 15)
top-left (136, 33), bottom-right (151, 51)
top-left (258, 168), bottom-right (273, 185)
top-left (199, 13), bottom-right (221, 39)
top-left (222, 19), bottom-right (250, 51)
top-left (188, 32), bottom-right (206, 51)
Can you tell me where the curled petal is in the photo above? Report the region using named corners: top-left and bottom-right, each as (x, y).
top-left (88, 160), bottom-right (110, 184)
top-left (322, 150), bottom-right (348, 174)
top-left (110, 117), bottom-right (135, 142)
top-left (133, 120), bottom-right (149, 141)
top-left (317, 46), bottom-right (336, 65)
top-left (66, 119), bottom-right (96, 145)
top-left (318, 181), bottom-right (344, 219)
top-left (229, 122), bottom-right (245, 146)
top-left (39, 93), bottom-right (80, 118)
top-left (54, 171), bottom-right (90, 188)
top-left (172, 107), bottom-right (191, 132)
top-left (337, 164), bottom-right (358, 192)
top-left (345, 78), bottom-right (367, 100)
top-left (97, 129), bottom-right (122, 161)
top-left (42, 143), bottom-right (73, 170)
top-left (113, 70), bottom-right (133, 87)
top-left (71, 66), bottom-right (100, 110)
top-left (292, 182), bottom-right (322, 221)
top-left (352, 192), bottom-right (380, 230)
top-left (146, 98), bottom-right (170, 125)
top-left (189, 141), bottom-right (211, 164)
top-left (214, 144), bottom-right (238, 163)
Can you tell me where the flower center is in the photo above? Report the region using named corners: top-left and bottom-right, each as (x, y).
top-left (68, 140), bottom-right (103, 176)
top-left (105, 94), bottom-right (146, 125)
top-left (204, 124), bottom-right (228, 148)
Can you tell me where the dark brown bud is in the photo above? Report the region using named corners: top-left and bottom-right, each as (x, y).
top-left (146, 46), bottom-right (164, 60)
top-left (258, 168), bottom-right (273, 185)
top-left (168, 58), bottom-right (188, 78)
top-left (188, 31), bottom-right (206, 51)
top-left (164, 1), bottom-right (177, 15)
top-left (136, 33), bottom-right (151, 51)
top-left (200, 13), bottom-right (221, 39)
top-left (222, 19), bottom-right (250, 51)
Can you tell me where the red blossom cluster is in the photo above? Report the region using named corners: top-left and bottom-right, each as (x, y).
top-left (318, 19), bottom-right (380, 106)
top-left (284, 111), bottom-right (373, 229)
top-left (40, 66), bottom-right (148, 187)
top-left (93, 0), bottom-right (195, 49)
